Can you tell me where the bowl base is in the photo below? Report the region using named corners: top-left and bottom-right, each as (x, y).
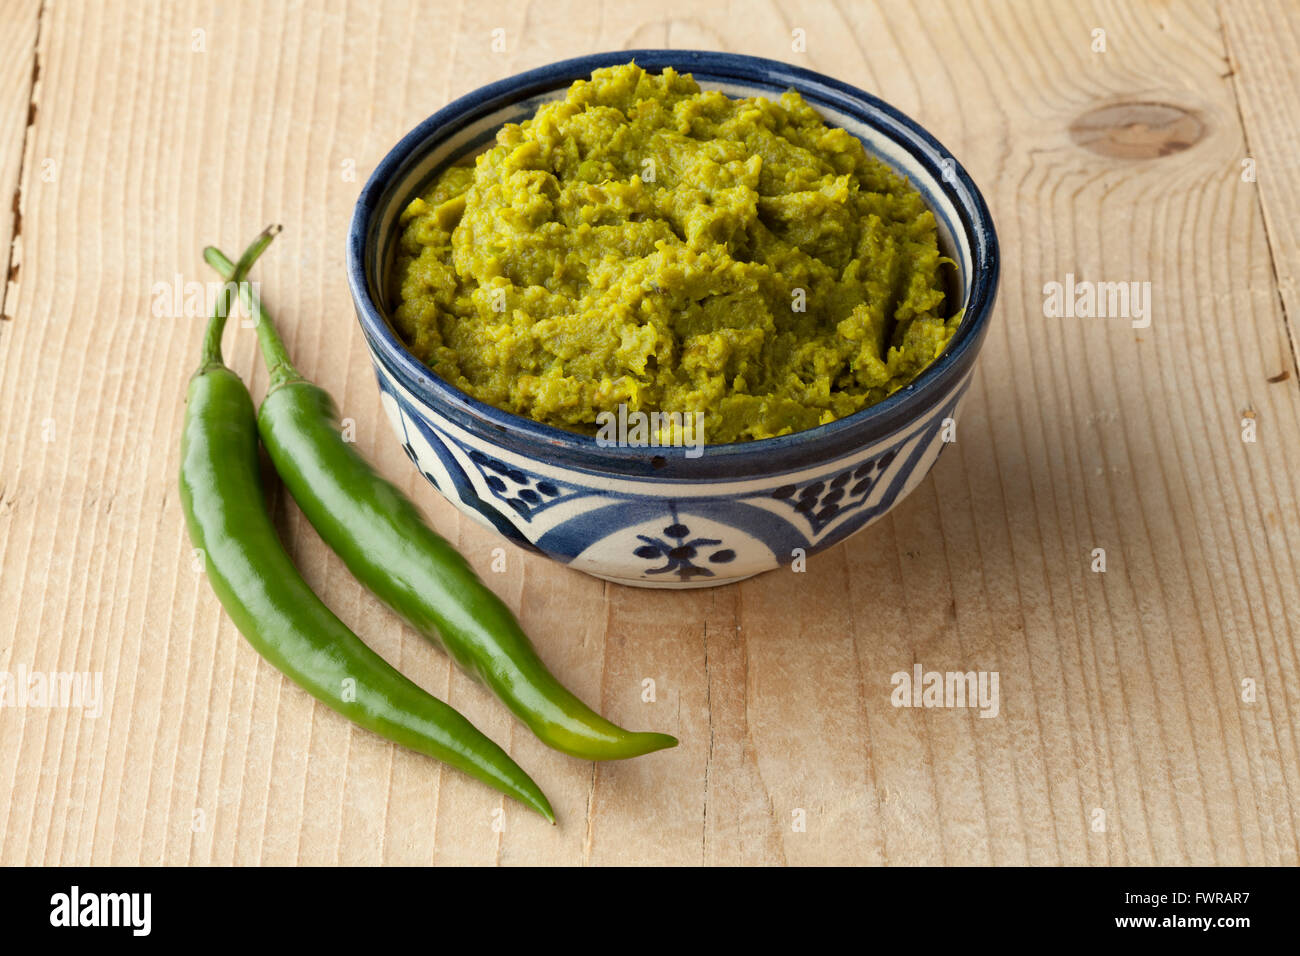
top-left (581, 568), bottom-right (762, 590)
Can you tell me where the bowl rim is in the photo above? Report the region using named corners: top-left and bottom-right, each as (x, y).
top-left (348, 49), bottom-right (999, 480)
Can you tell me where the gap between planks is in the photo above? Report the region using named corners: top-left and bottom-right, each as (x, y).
top-left (1, 0), bottom-right (46, 324)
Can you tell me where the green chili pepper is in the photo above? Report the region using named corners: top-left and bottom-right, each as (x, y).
top-left (181, 226), bottom-right (554, 821)
top-left (204, 245), bottom-right (677, 762)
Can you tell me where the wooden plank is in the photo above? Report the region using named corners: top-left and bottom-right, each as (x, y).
top-left (0, 0), bottom-right (1297, 865)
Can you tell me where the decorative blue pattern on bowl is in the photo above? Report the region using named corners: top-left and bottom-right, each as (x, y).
top-left (349, 50), bottom-right (999, 588)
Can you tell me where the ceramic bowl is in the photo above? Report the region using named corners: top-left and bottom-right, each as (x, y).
top-left (348, 50), bottom-right (999, 588)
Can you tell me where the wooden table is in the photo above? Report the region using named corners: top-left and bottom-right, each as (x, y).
top-left (1, 0), bottom-right (1297, 866)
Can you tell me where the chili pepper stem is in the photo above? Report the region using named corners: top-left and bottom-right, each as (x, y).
top-left (202, 243), bottom-right (301, 392)
top-left (197, 225), bottom-right (282, 372)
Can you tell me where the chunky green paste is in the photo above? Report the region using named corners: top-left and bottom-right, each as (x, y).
top-left (390, 63), bottom-right (956, 443)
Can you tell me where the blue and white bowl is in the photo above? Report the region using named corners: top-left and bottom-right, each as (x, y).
top-left (348, 50), bottom-right (999, 589)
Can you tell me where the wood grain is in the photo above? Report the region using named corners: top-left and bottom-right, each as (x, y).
top-left (0, 0), bottom-right (1297, 865)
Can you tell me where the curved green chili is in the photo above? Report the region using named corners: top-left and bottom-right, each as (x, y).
top-left (182, 227), bottom-right (554, 821)
top-left (205, 246), bottom-right (677, 761)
